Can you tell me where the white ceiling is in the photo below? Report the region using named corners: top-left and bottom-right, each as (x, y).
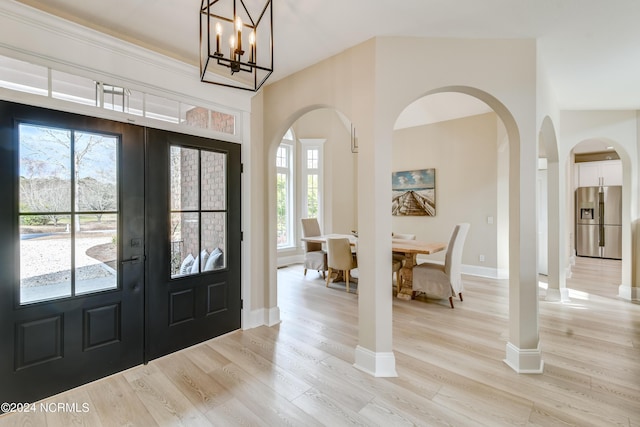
top-left (11, 0), bottom-right (640, 138)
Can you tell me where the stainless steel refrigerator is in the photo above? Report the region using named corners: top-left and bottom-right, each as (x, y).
top-left (575, 185), bottom-right (622, 259)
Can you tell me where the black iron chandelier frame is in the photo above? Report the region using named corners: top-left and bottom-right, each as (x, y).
top-left (200, 0), bottom-right (273, 92)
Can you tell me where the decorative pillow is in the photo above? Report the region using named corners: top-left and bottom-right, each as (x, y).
top-left (191, 249), bottom-right (209, 274)
top-left (213, 248), bottom-right (224, 268)
top-left (179, 253), bottom-right (195, 275)
top-left (204, 247), bottom-right (223, 271)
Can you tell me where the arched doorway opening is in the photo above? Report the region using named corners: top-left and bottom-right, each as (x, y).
top-left (269, 107), bottom-right (356, 317)
top-left (392, 91), bottom-right (509, 281)
top-left (570, 139), bottom-right (625, 298)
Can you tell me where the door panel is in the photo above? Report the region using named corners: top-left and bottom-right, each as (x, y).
top-left (0, 101), bottom-right (144, 404)
top-left (145, 128), bottom-right (241, 361)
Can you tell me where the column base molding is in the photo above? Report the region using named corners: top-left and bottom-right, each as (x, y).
top-left (504, 342), bottom-right (544, 374)
top-left (353, 345), bottom-right (398, 377)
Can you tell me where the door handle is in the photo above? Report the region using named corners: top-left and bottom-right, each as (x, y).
top-left (121, 255), bottom-right (145, 265)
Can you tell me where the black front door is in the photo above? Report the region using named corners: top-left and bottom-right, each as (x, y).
top-left (144, 128), bottom-right (242, 361)
top-left (0, 101), bottom-right (145, 403)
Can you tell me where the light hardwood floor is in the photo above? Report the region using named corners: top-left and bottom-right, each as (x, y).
top-left (1, 257), bottom-right (638, 426)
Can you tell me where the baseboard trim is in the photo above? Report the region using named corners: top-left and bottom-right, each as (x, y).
top-left (618, 284), bottom-right (639, 301)
top-left (353, 345), bottom-right (398, 377)
top-left (462, 264), bottom-right (506, 279)
top-left (277, 254), bottom-right (304, 268)
top-left (243, 306), bottom-right (281, 330)
top-left (504, 342), bottom-right (544, 374)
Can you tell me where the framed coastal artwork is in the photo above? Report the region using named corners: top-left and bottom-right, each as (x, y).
top-left (392, 168), bottom-right (436, 216)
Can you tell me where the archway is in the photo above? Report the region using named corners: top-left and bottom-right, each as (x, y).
top-left (391, 86), bottom-right (542, 373)
top-left (267, 106), bottom-right (356, 323)
top-left (392, 91), bottom-right (507, 280)
top-left (261, 77), bottom-right (540, 375)
top-left (569, 138), bottom-right (630, 299)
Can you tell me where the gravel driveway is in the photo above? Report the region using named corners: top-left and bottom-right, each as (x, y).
top-left (19, 232), bottom-right (116, 303)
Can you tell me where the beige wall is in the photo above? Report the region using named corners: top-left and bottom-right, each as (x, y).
top-left (392, 112), bottom-right (499, 268)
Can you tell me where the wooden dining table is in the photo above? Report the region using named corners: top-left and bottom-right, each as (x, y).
top-left (301, 234), bottom-right (446, 299)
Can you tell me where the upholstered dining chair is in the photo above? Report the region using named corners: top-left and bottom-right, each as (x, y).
top-left (301, 218), bottom-right (327, 278)
top-left (326, 237), bottom-right (358, 293)
top-left (412, 223), bottom-right (470, 308)
top-left (392, 233), bottom-right (416, 289)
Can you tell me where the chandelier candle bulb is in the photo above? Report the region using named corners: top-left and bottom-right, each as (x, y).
top-left (235, 16), bottom-right (243, 53)
top-left (229, 35), bottom-right (235, 59)
top-left (215, 22), bottom-right (222, 54)
top-left (249, 30), bottom-right (255, 63)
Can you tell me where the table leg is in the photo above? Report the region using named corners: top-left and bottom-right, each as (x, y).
top-left (397, 253), bottom-right (416, 300)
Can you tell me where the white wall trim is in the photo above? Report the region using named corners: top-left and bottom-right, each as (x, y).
top-left (353, 345), bottom-right (398, 377)
top-left (277, 254), bottom-right (304, 268)
top-left (462, 264), bottom-right (509, 279)
top-left (618, 284), bottom-right (639, 301)
top-left (504, 342), bottom-right (544, 374)
top-left (415, 258), bottom-right (508, 279)
top-left (243, 306), bottom-right (281, 330)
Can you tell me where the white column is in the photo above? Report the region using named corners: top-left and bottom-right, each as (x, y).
top-left (504, 129), bottom-right (543, 374)
top-left (353, 127), bottom-right (397, 377)
top-left (545, 158), bottom-right (570, 302)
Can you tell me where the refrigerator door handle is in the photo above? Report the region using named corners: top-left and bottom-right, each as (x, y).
top-left (598, 190), bottom-right (605, 247)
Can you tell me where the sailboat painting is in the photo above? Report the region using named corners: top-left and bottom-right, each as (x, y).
top-left (392, 168), bottom-right (436, 216)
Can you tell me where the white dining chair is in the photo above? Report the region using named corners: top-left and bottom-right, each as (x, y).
top-left (326, 237), bottom-right (358, 293)
top-left (412, 223), bottom-right (470, 308)
top-left (301, 218), bottom-right (327, 278)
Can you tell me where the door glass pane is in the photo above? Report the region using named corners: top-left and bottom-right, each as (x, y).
top-left (20, 215), bottom-right (72, 303)
top-left (19, 124), bottom-right (71, 212)
top-left (201, 150), bottom-right (226, 210)
top-left (18, 123), bottom-right (120, 304)
top-left (170, 146), bottom-right (199, 211)
top-left (170, 145), bottom-right (228, 278)
top-left (202, 212), bottom-right (226, 270)
top-left (76, 132), bottom-right (118, 212)
top-left (171, 212), bottom-right (199, 277)
top-left (75, 214), bottom-right (117, 295)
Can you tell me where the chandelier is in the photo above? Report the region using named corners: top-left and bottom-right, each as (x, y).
top-left (200, 0), bottom-right (273, 92)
